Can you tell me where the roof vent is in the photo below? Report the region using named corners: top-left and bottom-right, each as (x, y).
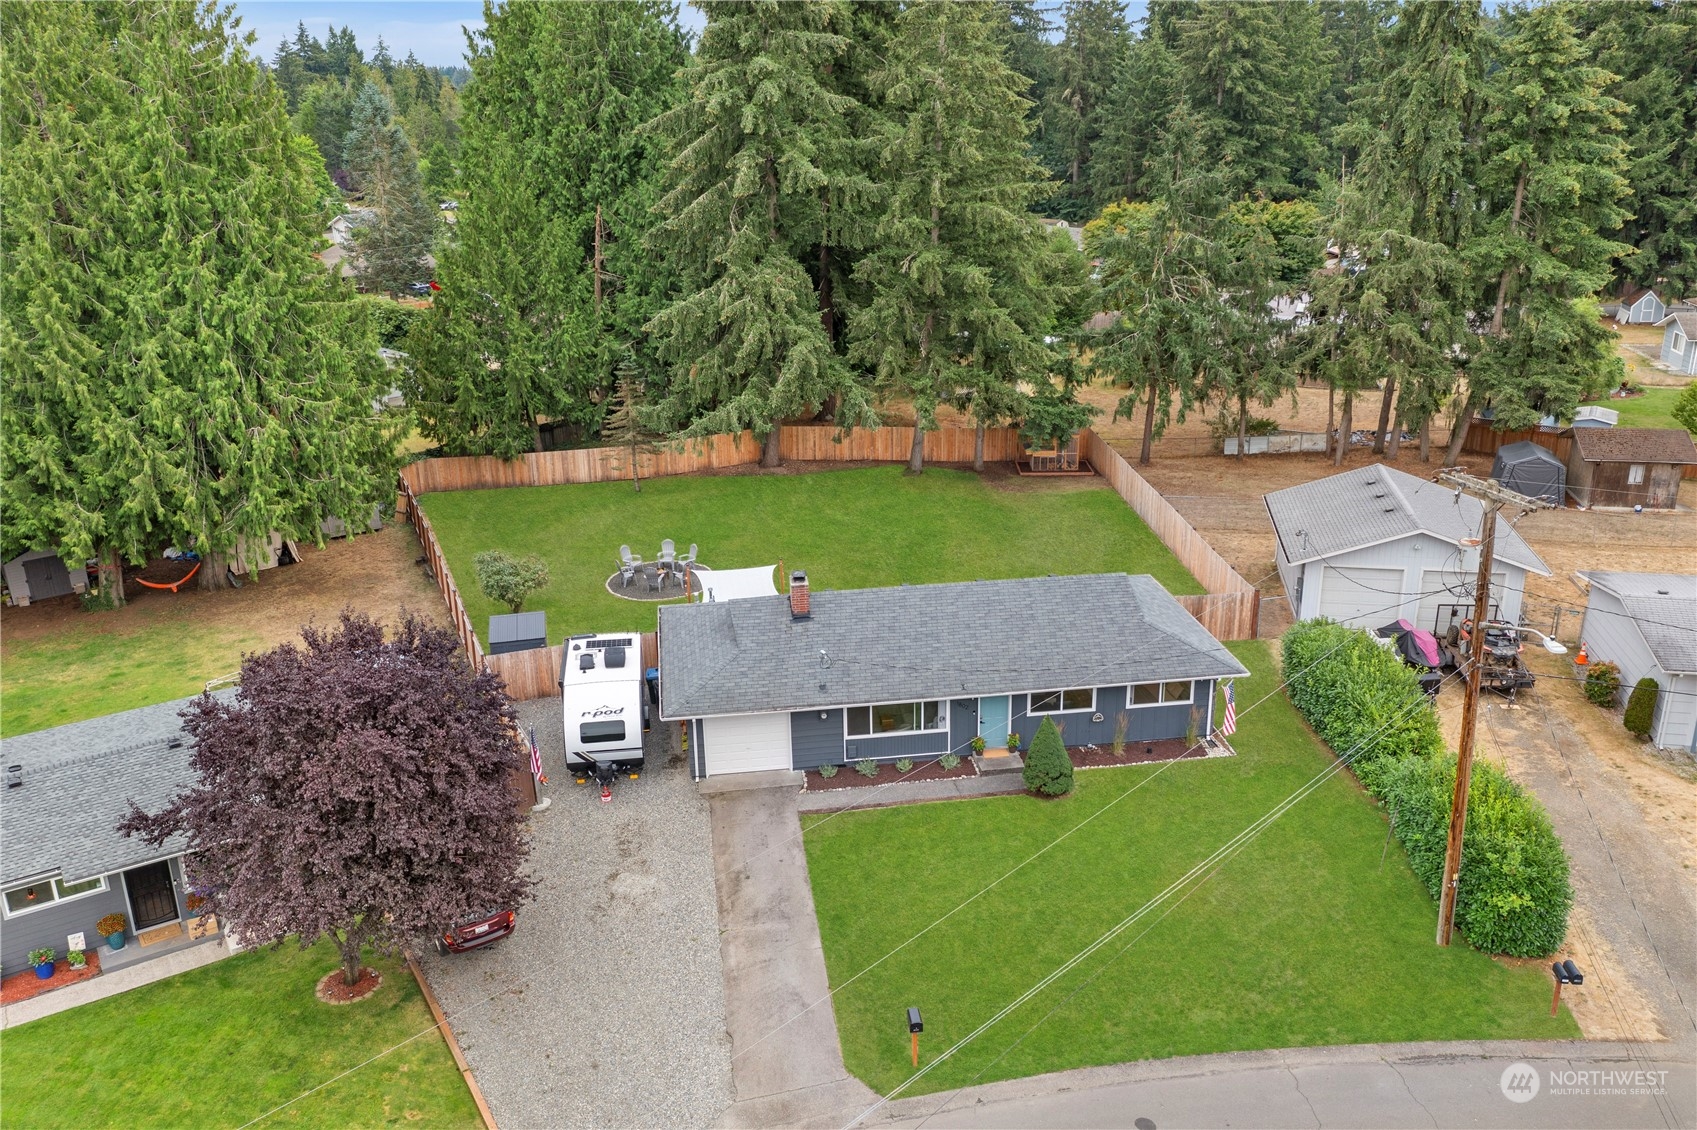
top-left (1657, 589), bottom-right (1669, 595)
top-left (605, 645), bottom-right (626, 668)
top-left (5, 765), bottom-right (20, 789)
top-left (579, 652), bottom-right (596, 672)
top-left (790, 571), bottom-right (811, 620)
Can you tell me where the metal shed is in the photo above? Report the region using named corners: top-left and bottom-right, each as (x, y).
top-left (488, 612), bottom-right (548, 655)
top-left (1491, 441), bottom-right (1566, 504)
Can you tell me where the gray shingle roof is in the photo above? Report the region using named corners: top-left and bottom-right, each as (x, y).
top-left (1580, 572), bottom-right (1697, 675)
top-left (657, 574), bottom-right (1248, 719)
top-left (0, 694), bottom-right (229, 884)
top-left (1264, 464), bottom-right (1550, 575)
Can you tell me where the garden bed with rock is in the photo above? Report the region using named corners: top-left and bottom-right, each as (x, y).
top-left (1066, 736), bottom-right (1228, 769)
top-left (0, 949), bottom-right (101, 1005)
top-left (803, 757), bottom-right (978, 791)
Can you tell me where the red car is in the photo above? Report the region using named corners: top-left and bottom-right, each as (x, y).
top-left (435, 908), bottom-right (516, 955)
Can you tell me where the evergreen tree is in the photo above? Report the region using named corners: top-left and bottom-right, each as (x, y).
top-left (851, 1), bottom-right (1077, 474)
top-left (344, 83), bottom-right (437, 296)
top-left (370, 36), bottom-right (395, 84)
top-left (292, 21), bottom-right (327, 77)
top-left (404, 0), bottom-right (685, 457)
top-left (296, 80), bottom-right (356, 172)
top-left (645, 0), bottom-right (875, 467)
top-left (2, 2), bottom-right (396, 600)
top-left (324, 25), bottom-right (362, 79)
top-left (270, 38), bottom-right (310, 113)
top-left (1314, 0), bottom-right (1388, 182)
top-left (601, 352), bottom-right (658, 492)
top-left (1465, 2), bottom-right (1631, 436)
top-left (1039, 0), bottom-right (1131, 219)
top-left (1090, 28), bottom-right (1179, 205)
top-left (1023, 717), bottom-right (1074, 796)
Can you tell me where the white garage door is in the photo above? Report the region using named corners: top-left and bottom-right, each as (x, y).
top-left (1416, 569), bottom-right (1507, 636)
top-left (1318, 565), bottom-right (1404, 628)
top-left (702, 713), bottom-right (793, 776)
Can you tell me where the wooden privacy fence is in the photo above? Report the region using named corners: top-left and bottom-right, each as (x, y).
top-left (402, 479), bottom-right (486, 670)
top-left (1080, 429), bottom-right (1261, 640)
top-left (399, 425), bottom-right (1024, 495)
top-left (1465, 418), bottom-right (1697, 479)
top-left (482, 635), bottom-right (658, 702)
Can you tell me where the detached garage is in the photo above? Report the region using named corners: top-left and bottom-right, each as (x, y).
top-left (1266, 465), bottom-right (1550, 634)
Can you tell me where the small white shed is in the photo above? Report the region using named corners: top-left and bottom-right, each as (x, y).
top-left (2, 550), bottom-right (89, 607)
top-left (1577, 572), bottom-right (1697, 752)
top-left (1265, 465), bottom-right (1551, 635)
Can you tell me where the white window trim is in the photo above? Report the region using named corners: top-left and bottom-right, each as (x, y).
top-left (843, 699), bottom-right (947, 739)
top-left (1627, 463), bottom-right (1646, 485)
top-left (1127, 680), bottom-right (1196, 709)
top-left (2, 874), bottom-right (110, 919)
top-left (1028, 688), bottom-right (1097, 714)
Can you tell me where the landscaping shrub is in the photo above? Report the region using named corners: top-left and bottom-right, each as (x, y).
top-left (818, 763), bottom-right (838, 779)
top-left (1281, 618), bottom-right (1571, 957)
top-left (854, 759), bottom-right (878, 778)
top-left (472, 550), bottom-right (550, 613)
top-left (1376, 754), bottom-right (1572, 958)
top-left (895, 758), bottom-right (914, 774)
top-left (1583, 661), bottom-right (1621, 707)
top-left (939, 753), bottom-right (960, 770)
top-left (1023, 717), bottom-right (1073, 797)
top-left (1624, 677), bottom-right (1659, 739)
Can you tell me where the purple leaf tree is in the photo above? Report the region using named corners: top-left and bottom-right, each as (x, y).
top-left (122, 611), bottom-right (533, 987)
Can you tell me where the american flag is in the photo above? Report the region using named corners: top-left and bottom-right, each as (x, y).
top-left (1219, 681), bottom-right (1237, 737)
top-left (528, 727), bottom-right (548, 785)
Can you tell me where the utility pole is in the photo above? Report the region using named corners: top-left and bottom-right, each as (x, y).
top-left (1433, 469), bottom-right (1554, 946)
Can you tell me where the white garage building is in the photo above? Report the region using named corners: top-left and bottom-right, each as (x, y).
top-left (1265, 465), bottom-right (1551, 636)
top-left (1577, 571), bottom-right (1697, 753)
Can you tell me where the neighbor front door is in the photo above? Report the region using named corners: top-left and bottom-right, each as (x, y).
top-left (123, 861), bottom-right (178, 930)
top-left (978, 696), bottom-right (1010, 749)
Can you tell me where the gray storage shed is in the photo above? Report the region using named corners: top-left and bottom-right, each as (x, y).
top-left (1491, 441), bottom-right (1566, 503)
top-left (488, 612), bottom-right (548, 655)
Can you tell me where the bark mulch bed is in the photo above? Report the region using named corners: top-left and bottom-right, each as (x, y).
top-left (1, 949), bottom-right (102, 1005)
top-left (315, 966), bottom-right (384, 1005)
top-left (804, 757), bottom-right (978, 791)
top-left (1066, 736), bottom-right (1228, 770)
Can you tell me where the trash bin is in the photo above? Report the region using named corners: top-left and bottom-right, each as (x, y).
top-left (644, 667), bottom-right (659, 705)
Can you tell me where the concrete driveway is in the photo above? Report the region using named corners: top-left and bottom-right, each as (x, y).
top-left (416, 698), bottom-right (732, 1129)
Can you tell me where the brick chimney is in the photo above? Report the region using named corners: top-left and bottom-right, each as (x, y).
top-left (789, 571), bottom-right (810, 620)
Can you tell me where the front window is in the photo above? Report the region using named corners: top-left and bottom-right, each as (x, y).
top-left (2, 875), bottom-right (109, 917)
top-left (1130, 680), bottom-right (1193, 707)
top-left (846, 701), bottom-right (943, 736)
top-left (1030, 688), bottom-right (1094, 713)
top-left (580, 721), bottom-right (626, 744)
top-left (1627, 464), bottom-right (1646, 485)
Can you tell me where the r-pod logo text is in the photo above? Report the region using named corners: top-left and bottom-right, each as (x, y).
top-left (1500, 1062), bottom-right (1541, 1103)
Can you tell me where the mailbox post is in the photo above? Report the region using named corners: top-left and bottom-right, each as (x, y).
top-left (907, 1007), bottom-right (923, 1066)
top-left (1551, 959), bottom-right (1583, 1016)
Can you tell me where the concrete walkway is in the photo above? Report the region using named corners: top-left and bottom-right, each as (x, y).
top-left (0, 936), bottom-right (232, 1029)
top-left (701, 771), bottom-right (879, 1128)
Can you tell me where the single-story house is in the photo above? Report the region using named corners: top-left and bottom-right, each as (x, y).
top-left (1565, 427), bottom-right (1697, 510)
top-left (657, 573), bottom-right (1249, 778)
top-left (2, 549), bottom-right (89, 607)
top-left (1658, 310), bottom-right (1697, 375)
top-left (1577, 572), bottom-right (1697, 752)
top-left (0, 695), bottom-right (232, 978)
top-left (1265, 464), bottom-right (1552, 636)
top-left (1615, 285), bottom-right (1667, 325)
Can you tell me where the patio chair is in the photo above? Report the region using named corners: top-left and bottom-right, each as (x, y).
top-left (618, 545), bottom-right (640, 589)
top-left (658, 538), bottom-right (676, 565)
top-left (676, 543), bottom-right (698, 568)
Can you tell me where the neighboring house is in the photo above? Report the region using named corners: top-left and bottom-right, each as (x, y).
top-left (1615, 285), bottom-right (1667, 325)
top-left (1564, 427), bottom-right (1697, 510)
top-left (657, 573), bottom-right (1248, 778)
top-left (0, 696), bottom-right (231, 977)
top-left (1657, 310), bottom-right (1697, 375)
top-left (2, 549), bottom-right (88, 607)
top-left (1265, 464), bottom-right (1552, 635)
top-left (1577, 572), bottom-right (1697, 753)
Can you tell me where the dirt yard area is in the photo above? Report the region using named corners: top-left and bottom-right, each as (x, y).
top-left (0, 524), bottom-right (445, 736)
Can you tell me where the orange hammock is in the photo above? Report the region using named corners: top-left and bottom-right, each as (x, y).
top-left (133, 559), bottom-right (200, 592)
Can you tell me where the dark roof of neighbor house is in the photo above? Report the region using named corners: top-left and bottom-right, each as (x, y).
top-left (0, 693), bottom-right (230, 885)
top-left (656, 574), bottom-right (1248, 720)
top-left (1579, 572), bottom-right (1697, 675)
top-left (1263, 464), bottom-right (1550, 575)
top-left (1569, 426), bottom-right (1697, 466)
top-left (1655, 310), bottom-right (1697, 337)
top-left (1620, 285), bottom-right (1660, 306)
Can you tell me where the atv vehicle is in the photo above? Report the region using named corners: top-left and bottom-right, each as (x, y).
top-left (1441, 618), bottom-right (1536, 696)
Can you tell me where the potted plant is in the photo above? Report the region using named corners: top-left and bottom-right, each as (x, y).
top-left (28, 948), bottom-right (55, 979)
top-left (969, 735), bottom-right (987, 755)
top-left (66, 949), bottom-right (87, 970)
top-left (1006, 732), bottom-right (1023, 755)
top-left (97, 912), bottom-right (127, 950)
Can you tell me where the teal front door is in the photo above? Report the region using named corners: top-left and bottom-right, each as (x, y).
top-left (979, 696), bottom-right (1010, 748)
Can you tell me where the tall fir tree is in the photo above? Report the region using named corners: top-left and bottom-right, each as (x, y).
top-left (2, 1), bottom-right (396, 600)
top-left (1465, 2), bottom-right (1631, 436)
top-left (404, 1), bottom-right (685, 457)
top-left (644, 0), bottom-right (874, 467)
top-left (1039, 0), bottom-right (1131, 219)
top-left (1090, 27), bottom-right (1179, 205)
top-left (851, 1), bottom-right (1082, 474)
top-left (344, 82), bottom-right (437, 296)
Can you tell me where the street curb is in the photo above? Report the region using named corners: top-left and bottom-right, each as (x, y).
top-left (407, 952), bottom-right (499, 1130)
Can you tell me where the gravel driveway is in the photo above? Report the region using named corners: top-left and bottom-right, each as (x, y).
top-left (417, 697), bottom-right (733, 1129)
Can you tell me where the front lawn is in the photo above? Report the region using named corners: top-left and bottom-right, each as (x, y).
top-left (1592, 385), bottom-right (1691, 431)
top-left (803, 641), bottom-right (1578, 1096)
top-left (0, 941), bottom-right (479, 1129)
top-left (419, 466), bottom-right (1202, 641)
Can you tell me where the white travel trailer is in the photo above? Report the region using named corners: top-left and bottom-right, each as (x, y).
top-left (559, 634), bottom-right (649, 789)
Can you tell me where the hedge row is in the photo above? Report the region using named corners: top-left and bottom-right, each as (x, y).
top-left (1282, 620), bottom-right (1572, 957)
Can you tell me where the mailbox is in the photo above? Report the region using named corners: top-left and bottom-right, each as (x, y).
top-left (1562, 959), bottom-right (1582, 985)
top-left (907, 1007), bottom-right (923, 1034)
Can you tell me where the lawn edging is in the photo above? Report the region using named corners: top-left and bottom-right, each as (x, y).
top-left (407, 952), bottom-right (496, 1130)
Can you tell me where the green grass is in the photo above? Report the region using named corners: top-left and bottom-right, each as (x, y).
top-left (419, 466), bottom-right (1201, 642)
top-left (1597, 385), bottom-right (1691, 430)
top-left (1, 615), bottom-right (262, 738)
top-left (0, 941), bottom-right (479, 1129)
top-left (802, 641), bottom-right (1579, 1096)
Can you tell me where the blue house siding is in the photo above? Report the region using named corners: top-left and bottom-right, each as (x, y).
top-left (1009, 681), bottom-right (1216, 749)
top-left (0, 856), bottom-right (190, 977)
top-left (949, 699), bottom-right (978, 758)
top-left (791, 710), bottom-right (845, 770)
top-left (845, 729), bottom-right (950, 761)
